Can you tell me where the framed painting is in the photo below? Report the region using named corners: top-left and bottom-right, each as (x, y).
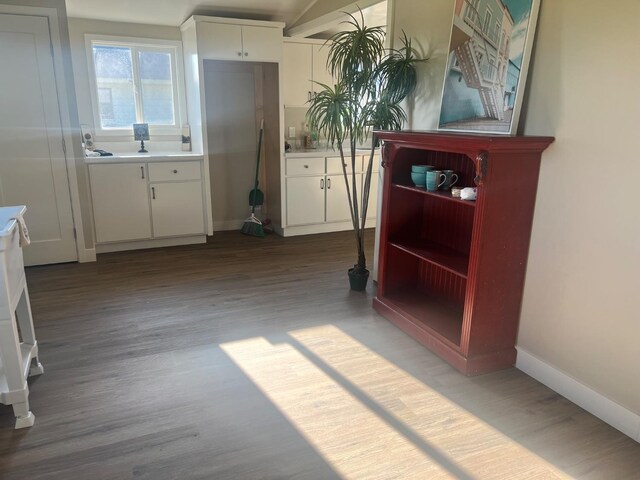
top-left (437, 0), bottom-right (541, 134)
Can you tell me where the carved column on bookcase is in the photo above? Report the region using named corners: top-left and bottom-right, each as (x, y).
top-left (474, 150), bottom-right (488, 186)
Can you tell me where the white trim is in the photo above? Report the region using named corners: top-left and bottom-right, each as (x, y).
top-left (182, 15), bottom-right (285, 31)
top-left (282, 219), bottom-right (375, 237)
top-left (213, 220), bottom-right (245, 232)
top-left (516, 347), bottom-right (640, 443)
top-left (0, 4), bottom-right (87, 264)
top-left (285, 0), bottom-right (384, 38)
top-left (80, 248), bottom-right (97, 263)
top-left (84, 34), bottom-right (187, 137)
top-left (95, 235), bottom-right (206, 254)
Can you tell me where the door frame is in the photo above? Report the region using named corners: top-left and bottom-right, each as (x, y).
top-left (0, 4), bottom-right (92, 263)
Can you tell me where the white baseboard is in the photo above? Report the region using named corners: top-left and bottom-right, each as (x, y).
top-left (79, 248), bottom-right (97, 263)
top-left (95, 235), bottom-right (206, 253)
top-left (213, 220), bottom-right (244, 232)
top-left (516, 347), bottom-right (640, 442)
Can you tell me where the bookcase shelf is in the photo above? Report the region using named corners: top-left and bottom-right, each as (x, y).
top-left (392, 183), bottom-right (476, 208)
top-left (373, 131), bottom-right (554, 375)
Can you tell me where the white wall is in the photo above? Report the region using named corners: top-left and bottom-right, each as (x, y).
top-left (390, 0), bottom-right (640, 425)
top-left (518, 0), bottom-right (640, 416)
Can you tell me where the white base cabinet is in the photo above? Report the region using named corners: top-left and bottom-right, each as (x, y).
top-left (283, 153), bottom-right (379, 236)
top-left (89, 159), bottom-right (205, 250)
top-left (150, 182), bottom-right (205, 238)
top-left (89, 163), bottom-right (152, 243)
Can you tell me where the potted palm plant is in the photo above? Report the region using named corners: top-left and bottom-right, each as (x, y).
top-left (306, 12), bottom-right (424, 291)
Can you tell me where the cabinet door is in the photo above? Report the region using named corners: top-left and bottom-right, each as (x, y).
top-left (89, 163), bottom-right (151, 243)
top-left (283, 42), bottom-right (313, 106)
top-left (312, 43), bottom-right (334, 91)
top-left (326, 174), bottom-right (358, 223)
top-left (150, 182), bottom-right (205, 238)
top-left (198, 22), bottom-right (243, 60)
top-left (241, 26), bottom-right (282, 62)
top-left (286, 176), bottom-right (325, 226)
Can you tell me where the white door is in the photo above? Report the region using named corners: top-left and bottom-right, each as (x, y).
top-left (286, 176), bottom-right (325, 226)
top-left (326, 174), bottom-right (358, 223)
top-left (0, 14), bottom-right (77, 265)
top-left (283, 43), bottom-right (312, 106)
top-left (150, 182), bottom-right (205, 237)
top-left (89, 164), bottom-right (152, 243)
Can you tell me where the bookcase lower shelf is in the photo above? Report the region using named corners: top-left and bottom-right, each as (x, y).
top-left (373, 297), bottom-right (517, 375)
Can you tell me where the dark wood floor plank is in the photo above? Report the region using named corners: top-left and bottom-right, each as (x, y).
top-left (0, 231), bottom-right (638, 479)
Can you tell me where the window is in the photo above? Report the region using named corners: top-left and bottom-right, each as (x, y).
top-left (483, 9), bottom-right (493, 35)
top-left (86, 35), bottom-right (185, 134)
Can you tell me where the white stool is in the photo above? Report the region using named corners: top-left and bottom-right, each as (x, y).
top-left (0, 206), bottom-right (43, 429)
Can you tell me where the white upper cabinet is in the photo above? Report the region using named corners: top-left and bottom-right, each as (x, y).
top-left (197, 22), bottom-right (243, 60)
top-left (312, 43), bottom-right (333, 89)
top-left (241, 26), bottom-right (282, 62)
top-left (192, 17), bottom-right (283, 63)
top-left (282, 40), bottom-right (335, 107)
top-left (282, 42), bottom-right (313, 107)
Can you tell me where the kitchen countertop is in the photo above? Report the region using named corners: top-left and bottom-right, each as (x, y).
top-left (84, 152), bottom-right (204, 164)
top-left (285, 148), bottom-right (375, 158)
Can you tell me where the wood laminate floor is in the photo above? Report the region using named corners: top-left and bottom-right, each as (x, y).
top-left (0, 231), bottom-right (638, 479)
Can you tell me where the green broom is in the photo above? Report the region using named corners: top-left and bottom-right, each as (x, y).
top-left (241, 119), bottom-right (265, 237)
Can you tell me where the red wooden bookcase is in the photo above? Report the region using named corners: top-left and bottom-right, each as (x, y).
top-left (373, 131), bottom-right (554, 375)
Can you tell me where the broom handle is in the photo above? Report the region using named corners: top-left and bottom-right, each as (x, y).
top-left (251, 119), bottom-right (264, 214)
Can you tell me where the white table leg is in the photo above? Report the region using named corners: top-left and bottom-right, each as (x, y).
top-left (13, 400), bottom-right (35, 429)
top-left (0, 312), bottom-right (35, 428)
top-left (15, 286), bottom-right (44, 376)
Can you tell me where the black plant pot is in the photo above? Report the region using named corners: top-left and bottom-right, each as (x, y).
top-left (348, 267), bottom-right (370, 291)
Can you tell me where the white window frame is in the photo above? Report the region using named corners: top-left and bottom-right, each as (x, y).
top-left (85, 34), bottom-right (187, 136)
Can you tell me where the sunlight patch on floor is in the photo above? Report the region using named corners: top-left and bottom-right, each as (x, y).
top-left (221, 325), bottom-right (569, 479)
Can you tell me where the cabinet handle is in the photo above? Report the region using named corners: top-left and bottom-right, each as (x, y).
top-left (237, 52), bottom-right (242, 57)
top-left (304, 164), bottom-right (309, 169)
top-left (141, 166), bottom-right (145, 179)
top-left (320, 179), bottom-right (324, 190)
top-left (327, 178), bottom-right (331, 189)
top-left (152, 186), bottom-right (156, 199)
top-left (172, 169), bottom-right (178, 174)
top-left (244, 52), bottom-right (249, 57)
top-left (308, 91), bottom-right (311, 101)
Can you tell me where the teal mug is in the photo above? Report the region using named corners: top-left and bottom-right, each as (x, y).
top-left (440, 170), bottom-right (459, 190)
top-left (426, 170), bottom-right (446, 192)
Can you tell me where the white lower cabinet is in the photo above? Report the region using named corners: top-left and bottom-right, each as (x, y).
top-left (283, 153), bottom-right (379, 235)
top-left (286, 176), bottom-right (325, 226)
top-left (150, 182), bottom-right (205, 237)
top-left (325, 174), bottom-right (356, 223)
top-left (89, 163), bottom-right (152, 243)
top-left (89, 160), bottom-right (205, 247)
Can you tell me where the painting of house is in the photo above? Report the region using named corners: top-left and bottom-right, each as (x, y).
top-left (439, 0), bottom-right (536, 133)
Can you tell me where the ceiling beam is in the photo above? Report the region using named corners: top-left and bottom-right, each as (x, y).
top-left (285, 0), bottom-right (383, 38)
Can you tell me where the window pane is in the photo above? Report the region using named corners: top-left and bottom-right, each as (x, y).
top-left (92, 46), bottom-right (136, 128)
top-left (138, 50), bottom-right (175, 125)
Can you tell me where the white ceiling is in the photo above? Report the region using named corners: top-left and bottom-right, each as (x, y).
top-left (65, 0), bottom-right (315, 27)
